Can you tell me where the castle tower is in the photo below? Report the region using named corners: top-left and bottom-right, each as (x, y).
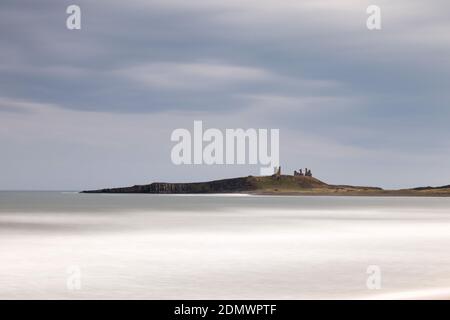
top-left (274, 166), bottom-right (281, 176)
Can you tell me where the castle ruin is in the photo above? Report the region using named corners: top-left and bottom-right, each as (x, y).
top-left (273, 166), bottom-right (313, 177)
top-left (273, 166), bottom-right (281, 176)
top-left (294, 168), bottom-right (312, 177)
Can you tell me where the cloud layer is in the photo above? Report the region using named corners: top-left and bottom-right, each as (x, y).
top-left (1, 0), bottom-right (450, 189)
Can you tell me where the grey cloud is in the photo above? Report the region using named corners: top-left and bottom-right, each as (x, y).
top-left (0, 0), bottom-right (450, 189)
top-left (2, 0), bottom-right (449, 115)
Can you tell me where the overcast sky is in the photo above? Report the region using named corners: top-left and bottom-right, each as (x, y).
top-left (1, 0), bottom-right (450, 190)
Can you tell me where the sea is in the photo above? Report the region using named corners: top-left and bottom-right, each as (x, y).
top-left (1, 191), bottom-right (450, 299)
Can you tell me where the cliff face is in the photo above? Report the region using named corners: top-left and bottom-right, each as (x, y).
top-left (81, 175), bottom-right (328, 194)
top-left (82, 176), bottom-right (258, 194)
top-left (80, 175), bottom-right (450, 196)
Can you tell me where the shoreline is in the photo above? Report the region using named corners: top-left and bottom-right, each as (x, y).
top-left (81, 174), bottom-right (450, 197)
top-left (251, 191), bottom-right (450, 197)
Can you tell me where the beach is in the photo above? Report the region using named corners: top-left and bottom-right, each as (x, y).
top-left (1, 192), bottom-right (450, 299)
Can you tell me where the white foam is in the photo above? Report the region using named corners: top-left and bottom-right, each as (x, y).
top-left (2, 196), bottom-right (450, 299)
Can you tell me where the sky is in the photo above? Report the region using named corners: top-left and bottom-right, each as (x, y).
top-left (1, 0), bottom-right (450, 190)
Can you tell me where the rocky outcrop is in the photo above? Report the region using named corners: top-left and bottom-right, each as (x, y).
top-left (81, 174), bottom-right (330, 194)
top-left (82, 174), bottom-right (450, 197)
top-left (412, 185), bottom-right (450, 191)
top-left (82, 177), bottom-right (258, 194)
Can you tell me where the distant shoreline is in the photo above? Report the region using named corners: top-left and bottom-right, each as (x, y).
top-left (82, 174), bottom-right (450, 197)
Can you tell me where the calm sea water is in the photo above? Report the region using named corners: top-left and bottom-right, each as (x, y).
top-left (1, 191), bottom-right (450, 299)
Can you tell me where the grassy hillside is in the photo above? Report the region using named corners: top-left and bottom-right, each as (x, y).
top-left (83, 174), bottom-right (380, 195)
top-left (82, 174), bottom-right (450, 196)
